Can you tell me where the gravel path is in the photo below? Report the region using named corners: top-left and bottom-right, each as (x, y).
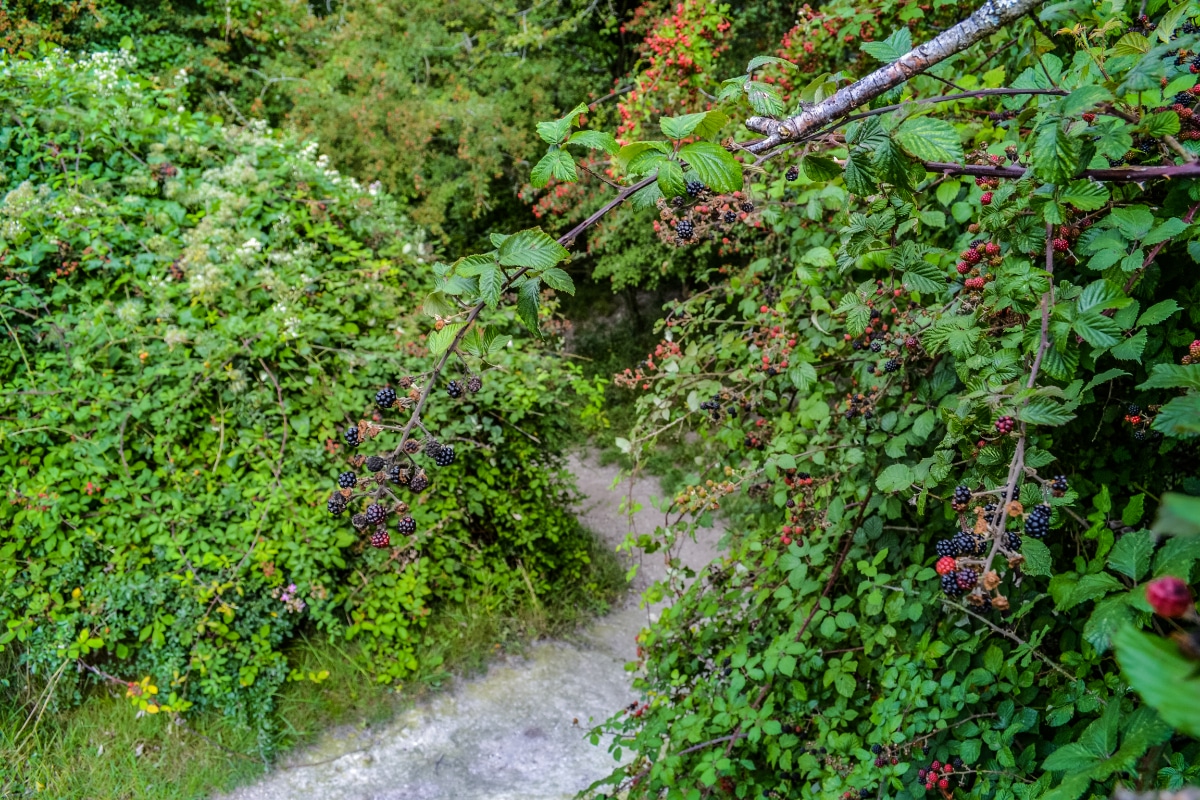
top-left (215, 452), bottom-right (723, 800)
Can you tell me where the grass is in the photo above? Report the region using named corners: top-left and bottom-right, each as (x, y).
top-left (0, 524), bottom-right (626, 800)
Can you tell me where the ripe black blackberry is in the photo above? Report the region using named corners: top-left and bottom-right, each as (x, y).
top-left (952, 532), bottom-right (982, 556)
top-left (370, 529), bottom-right (390, 548)
top-left (434, 445), bottom-right (456, 467)
top-left (1025, 504), bottom-right (1051, 539)
top-left (397, 516), bottom-right (417, 535)
top-left (956, 568), bottom-right (978, 591)
top-left (365, 455), bottom-right (386, 473)
top-left (884, 359), bottom-right (900, 373)
top-left (671, 195), bottom-right (685, 207)
top-left (447, 380), bottom-right (463, 398)
top-left (388, 464), bottom-right (404, 484)
top-left (1003, 530), bottom-right (1022, 550)
top-left (942, 573), bottom-right (965, 596)
top-left (869, 340), bottom-right (882, 352)
top-left (952, 485), bottom-right (971, 510)
top-left (327, 493), bottom-right (348, 515)
top-left (935, 539), bottom-right (957, 557)
top-left (345, 426), bottom-right (361, 447)
top-left (677, 218), bottom-right (695, 240)
top-left (685, 179), bottom-right (705, 197)
top-left (723, 210), bottom-right (736, 224)
top-left (871, 744), bottom-right (882, 755)
top-left (424, 438), bottom-right (442, 456)
top-left (338, 471), bottom-right (357, 489)
top-left (351, 513), bottom-right (368, 530)
top-left (1051, 475), bottom-right (1068, 495)
top-left (376, 387), bottom-right (397, 409)
top-left (409, 471), bottom-right (430, 492)
top-left (365, 503), bottom-right (387, 525)
top-left (740, 200), bottom-right (754, 213)
top-left (467, 375), bottom-right (483, 393)
top-left (1134, 429), bottom-right (1147, 441)
top-left (983, 503), bottom-right (1000, 525)
top-left (1127, 404), bottom-right (1141, 416)
top-left (786, 165), bottom-right (799, 181)
top-left (402, 438), bottom-right (422, 454)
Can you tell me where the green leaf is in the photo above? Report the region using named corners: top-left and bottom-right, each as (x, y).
top-left (1112, 206), bottom-right (1155, 239)
top-left (1142, 111), bottom-right (1181, 137)
top-left (1022, 538), bottom-right (1053, 577)
top-left (615, 141), bottom-right (670, 172)
top-left (1114, 31), bottom-right (1152, 56)
top-left (517, 278), bottom-right (541, 335)
top-left (1153, 493), bottom-right (1200, 537)
top-left (498, 228), bottom-right (570, 271)
top-left (1060, 180), bottom-right (1110, 211)
top-left (1031, 121), bottom-right (1082, 185)
top-left (745, 81), bottom-right (786, 116)
top-left (1113, 624), bottom-right (1200, 738)
top-left (1084, 594), bottom-right (1135, 652)
top-left (876, 463), bottom-right (916, 492)
top-left (1144, 217), bottom-right (1188, 246)
top-left (427, 322), bottom-right (465, 355)
top-left (1158, 1), bottom-right (1194, 42)
top-left (1059, 85), bottom-right (1113, 117)
top-left (843, 150), bottom-right (877, 197)
top-left (536, 118), bottom-right (572, 146)
top-left (1137, 363), bottom-right (1200, 390)
top-left (540, 267), bottom-right (575, 295)
top-left (1153, 393), bottom-right (1200, 438)
top-left (747, 55), bottom-right (796, 72)
top-left (802, 154), bottom-right (842, 181)
top-left (657, 159), bottom-right (687, 198)
top-left (679, 142), bottom-right (743, 193)
top-left (1083, 367), bottom-right (1129, 393)
top-left (861, 28), bottom-right (913, 63)
top-left (478, 265), bottom-right (504, 309)
top-left (567, 130), bottom-right (619, 154)
top-left (894, 117), bottom-right (963, 163)
top-left (903, 261), bottom-right (944, 294)
top-left (660, 110), bottom-right (729, 140)
top-left (1110, 329), bottom-right (1148, 361)
top-left (1109, 530), bottom-right (1153, 581)
top-left (1018, 398), bottom-right (1076, 427)
top-left (530, 149), bottom-right (576, 188)
top-left (1123, 494), bottom-right (1146, 527)
top-left (1137, 299), bottom-right (1182, 326)
top-left (1074, 310), bottom-right (1122, 348)
top-left (1077, 279), bottom-right (1129, 312)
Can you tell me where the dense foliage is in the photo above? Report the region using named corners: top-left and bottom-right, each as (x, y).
top-left (0, 50), bottom-right (603, 745)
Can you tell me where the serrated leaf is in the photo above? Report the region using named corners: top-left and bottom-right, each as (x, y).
top-left (1114, 624), bottom-right (1200, 738)
top-left (536, 118), bottom-right (572, 145)
top-left (1060, 180), bottom-right (1110, 211)
top-left (843, 150), bottom-right (877, 197)
top-left (1153, 393), bottom-right (1200, 438)
top-left (1142, 111), bottom-right (1181, 137)
top-left (1137, 299), bottom-right (1182, 326)
top-left (478, 265), bottom-right (504, 309)
top-left (1153, 493), bottom-right (1200, 537)
top-left (1059, 85), bottom-right (1113, 116)
top-left (747, 55), bottom-right (796, 72)
top-left (1114, 31), bottom-right (1152, 55)
top-left (802, 154), bottom-right (841, 181)
top-left (1109, 530), bottom-right (1153, 580)
top-left (1022, 538), bottom-right (1053, 576)
top-left (1112, 206), bottom-right (1155, 239)
top-left (1158, 1), bottom-right (1194, 41)
top-left (679, 142), bottom-right (743, 193)
top-left (531, 149), bottom-right (576, 188)
top-left (1138, 362), bottom-right (1200, 390)
top-left (1032, 120), bottom-right (1082, 185)
top-left (498, 228), bottom-right (570, 271)
top-left (428, 322), bottom-right (466, 355)
top-left (895, 117), bottom-right (963, 163)
top-left (657, 159), bottom-right (687, 197)
top-left (861, 28), bottom-right (913, 63)
top-left (1110, 329), bottom-right (1148, 361)
top-left (540, 266), bottom-right (575, 295)
top-left (1074, 310), bottom-right (1123, 347)
top-left (1144, 217), bottom-right (1188, 246)
top-left (1062, 572), bottom-right (1127, 610)
top-left (661, 111), bottom-right (711, 140)
top-left (517, 278), bottom-right (541, 335)
top-left (1123, 494), bottom-right (1146, 527)
top-left (1084, 367), bottom-right (1129, 393)
top-left (903, 261), bottom-right (944, 294)
top-left (745, 81), bottom-right (786, 116)
top-left (1084, 594), bottom-right (1135, 652)
top-left (876, 463), bottom-right (916, 492)
top-left (1019, 397), bottom-right (1076, 427)
top-left (567, 130), bottom-right (619, 154)
top-left (615, 141), bottom-right (670, 172)
top-left (1078, 279), bottom-right (1128, 312)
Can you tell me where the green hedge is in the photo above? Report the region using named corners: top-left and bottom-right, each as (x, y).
top-left (0, 49), bottom-right (601, 735)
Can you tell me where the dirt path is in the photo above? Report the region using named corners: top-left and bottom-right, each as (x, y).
top-left (215, 452), bottom-right (723, 800)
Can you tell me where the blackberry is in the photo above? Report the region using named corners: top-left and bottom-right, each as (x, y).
top-left (723, 210), bottom-right (737, 224)
top-left (952, 532), bottom-right (981, 556)
top-left (1134, 429), bottom-right (1147, 441)
top-left (345, 426), bottom-right (361, 447)
top-left (1127, 404), bottom-right (1141, 416)
top-left (376, 387), bottom-right (397, 409)
top-left (1025, 504), bottom-right (1051, 539)
top-left (740, 201), bottom-right (754, 213)
top-left (1050, 475), bottom-right (1068, 495)
top-left (871, 744), bottom-right (883, 755)
top-left (870, 340), bottom-right (882, 352)
top-left (995, 415), bottom-right (1015, 434)
top-left (1003, 530), bottom-right (1022, 550)
top-left (935, 539), bottom-right (957, 557)
top-left (351, 512), bottom-right (369, 530)
top-left (424, 438), bottom-right (442, 456)
top-left (397, 516), bottom-right (417, 535)
top-left (952, 485), bottom-right (971, 510)
top-left (677, 218), bottom-right (695, 240)
top-left (327, 493), bottom-right (348, 515)
top-left (447, 380), bottom-right (464, 398)
top-left (956, 568), bottom-right (978, 591)
top-left (786, 165), bottom-right (799, 181)
top-left (365, 503), bottom-right (387, 525)
top-left (884, 359), bottom-right (900, 373)
top-left (402, 438), bottom-right (422, 454)
top-left (365, 455), bottom-right (386, 473)
top-left (409, 471), bottom-right (430, 492)
top-left (370, 529), bottom-right (390, 548)
top-left (338, 471), bottom-right (357, 489)
top-left (467, 375), bottom-right (483, 393)
top-left (388, 464), bottom-right (404, 484)
top-left (434, 445), bottom-right (456, 467)
top-left (942, 572), bottom-right (965, 596)
top-left (685, 179), bottom-right (705, 197)
top-left (952, 758), bottom-right (964, 770)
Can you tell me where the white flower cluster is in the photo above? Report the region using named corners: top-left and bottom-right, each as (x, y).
top-left (164, 327), bottom-right (188, 350)
top-left (0, 181), bottom-right (45, 239)
top-left (115, 300), bottom-right (142, 325)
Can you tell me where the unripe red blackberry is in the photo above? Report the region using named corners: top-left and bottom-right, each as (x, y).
top-left (376, 387), bottom-right (397, 408)
top-left (995, 415), bottom-right (1015, 433)
top-left (1147, 576), bottom-right (1194, 618)
top-left (1190, 339), bottom-right (1200, 358)
top-left (936, 556), bottom-right (957, 575)
top-left (962, 248), bottom-right (982, 264)
top-left (397, 516), bottom-right (417, 535)
top-left (984, 242), bottom-right (1000, 256)
top-left (365, 503), bottom-right (387, 525)
top-left (338, 471), bottom-right (357, 489)
top-left (1053, 237), bottom-right (1070, 252)
top-left (370, 529), bottom-right (390, 548)
top-left (980, 191), bottom-right (993, 205)
top-left (467, 374), bottom-right (483, 393)
top-left (905, 336), bottom-right (919, 349)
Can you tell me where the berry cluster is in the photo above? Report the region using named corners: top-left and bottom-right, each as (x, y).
top-left (843, 388), bottom-right (879, 421)
top-left (652, 190), bottom-right (759, 250)
top-left (917, 758), bottom-right (971, 795)
top-left (951, 485), bottom-right (972, 512)
top-left (956, 240), bottom-right (1000, 292)
top-left (1123, 403), bottom-right (1162, 442)
top-left (1050, 475), bottom-right (1068, 496)
top-left (994, 415), bottom-right (1015, 434)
